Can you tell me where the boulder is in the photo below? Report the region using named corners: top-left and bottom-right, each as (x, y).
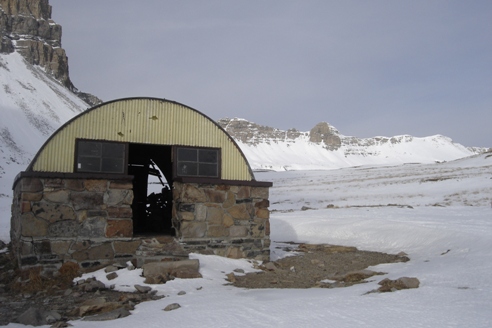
top-left (142, 259), bottom-right (201, 283)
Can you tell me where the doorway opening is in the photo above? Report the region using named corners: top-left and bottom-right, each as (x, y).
top-left (128, 143), bottom-right (175, 236)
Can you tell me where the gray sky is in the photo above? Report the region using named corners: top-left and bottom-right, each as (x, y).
top-left (49, 0), bottom-right (491, 147)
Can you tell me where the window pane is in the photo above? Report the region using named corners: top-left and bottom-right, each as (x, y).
top-left (78, 157), bottom-right (101, 172)
top-left (79, 141), bottom-right (101, 157)
top-left (77, 140), bottom-right (126, 173)
top-left (178, 148), bottom-right (197, 161)
top-left (103, 143), bottom-right (125, 158)
top-left (199, 163), bottom-right (218, 177)
top-left (199, 149), bottom-right (218, 163)
top-left (177, 162), bottom-right (198, 176)
top-left (102, 158), bottom-right (125, 173)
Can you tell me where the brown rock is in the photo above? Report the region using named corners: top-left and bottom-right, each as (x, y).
top-left (208, 225), bottom-right (229, 237)
top-left (229, 226), bottom-right (248, 237)
top-left (236, 186), bottom-right (251, 199)
top-left (84, 180), bottom-right (108, 192)
top-left (204, 189), bottom-right (226, 203)
top-left (255, 199), bottom-right (270, 208)
top-left (180, 222), bottom-right (206, 238)
top-left (21, 213), bottom-right (48, 237)
top-left (106, 219), bottom-right (133, 238)
top-left (256, 208), bottom-right (269, 219)
top-left (43, 190), bottom-right (70, 203)
top-left (107, 206), bottom-right (132, 218)
top-left (143, 259), bottom-right (201, 279)
top-left (87, 244), bottom-right (114, 261)
top-left (227, 204), bottom-right (251, 220)
top-left (222, 214), bottom-right (234, 227)
top-left (182, 185), bottom-right (207, 203)
top-left (21, 192), bottom-right (43, 202)
top-left (207, 206), bottom-right (223, 224)
top-left (251, 187), bottom-right (269, 199)
top-left (223, 191), bottom-right (235, 208)
top-left (65, 179), bottom-right (85, 191)
top-left (114, 241), bottom-right (141, 255)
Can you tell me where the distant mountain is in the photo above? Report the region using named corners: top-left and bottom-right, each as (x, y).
top-left (218, 118), bottom-right (489, 171)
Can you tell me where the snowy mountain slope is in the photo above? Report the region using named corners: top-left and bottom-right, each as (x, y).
top-left (219, 118), bottom-right (484, 171)
top-left (0, 52), bottom-right (89, 239)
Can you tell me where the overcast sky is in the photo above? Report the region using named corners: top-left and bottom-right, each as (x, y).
top-left (49, 0), bottom-right (491, 147)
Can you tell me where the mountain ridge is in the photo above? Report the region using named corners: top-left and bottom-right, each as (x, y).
top-left (218, 117), bottom-right (489, 171)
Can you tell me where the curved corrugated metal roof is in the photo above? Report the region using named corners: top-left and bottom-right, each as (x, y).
top-left (27, 97), bottom-right (255, 181)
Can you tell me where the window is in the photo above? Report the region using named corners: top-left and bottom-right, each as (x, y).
top-left (176, 147), bottom-right (219, 178)
top-left (76, 140), bottom-right (126, 174)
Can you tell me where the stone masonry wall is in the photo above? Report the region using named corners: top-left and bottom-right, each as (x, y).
top-left (11, 175), bottom-right (139, 273)
top-left (11, 175), bottom-right (271, 273)
top-left (173, 181), bottom-right (270, 261)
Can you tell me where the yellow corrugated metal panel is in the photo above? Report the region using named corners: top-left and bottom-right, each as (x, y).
top-left (32, 98), bottom-right (252, 181)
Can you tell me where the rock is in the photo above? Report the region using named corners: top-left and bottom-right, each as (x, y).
top-left (309, 122), bottom-right (342, 150)
top-left (17, 307), bottom-right (48, 326)
top-left (104, 265), bottom-right (119, 273)
top-left (332, 269), bottom-right (384, 283)
top-left (263, 262), bottom-right (277, 271)
top-left (226, 273), bottom-right (236, 283)
top-left (177, 291), bottom-right (186, 295)
top-left (396, 277), bottom-right (420, 289)
top-left (80, 279), bottom-right (106, 292)
top-left (106, 272), bottom-right (118, 280)
top-left (233, 268), bottom-right (245, 274)
top-left (377, 277), bottom-right (420, 292)
top-left (163, 303), bottom-right (181, 311)
top-left (76, 298), bottom-right (122, 317)
top-left (51, 322), bottom-right (73, 328)
top-left (142, 259), bottom-right (201, 282)
top-left (134, 285), bottom-right (152, 293)
top-left (82, 308), bottom-right (131, 321)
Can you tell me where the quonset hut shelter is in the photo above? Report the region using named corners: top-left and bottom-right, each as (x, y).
top-left (11, 97), bottom-right (272, 273)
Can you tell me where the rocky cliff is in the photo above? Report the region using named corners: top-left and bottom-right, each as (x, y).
top-left (0, 0), bottom-right (101, 105)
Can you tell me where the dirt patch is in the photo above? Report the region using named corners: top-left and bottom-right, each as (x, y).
top-left (230, 243), bottom-right (409, 289)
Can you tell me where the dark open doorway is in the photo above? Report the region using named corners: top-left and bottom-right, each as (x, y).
top-left (128, 143), bottom-right (175, 236)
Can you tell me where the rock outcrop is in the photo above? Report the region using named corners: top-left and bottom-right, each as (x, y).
top-left (309, 121), bottom-right (342, 150)
top-left (217, 118), bottom-right (304, 145)
top-left (219, 118), bottom-right (343, 151)
top-left (0, 0), bottom-right (102, 105)
top-left (0, 0), bottom-right (72, 88)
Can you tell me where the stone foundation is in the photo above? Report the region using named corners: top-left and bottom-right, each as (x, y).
top-left (11, 174), bottom-right (271, 273)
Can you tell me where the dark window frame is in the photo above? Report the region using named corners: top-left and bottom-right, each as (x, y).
top-left (75, 139), bottom-right (129, 174)
top-left (174, 146), bottom-right (221, 179)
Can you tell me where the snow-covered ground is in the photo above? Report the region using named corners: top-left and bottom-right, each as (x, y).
top-left (5, 153), bottom-right (491, 327)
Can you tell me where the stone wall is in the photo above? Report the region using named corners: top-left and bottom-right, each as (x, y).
top-left (173, 181), bottom-right (270, 261)
top-left (11, 174), bottom-right (271, 273)
top-left (11, 175), bottom-right (140, 273)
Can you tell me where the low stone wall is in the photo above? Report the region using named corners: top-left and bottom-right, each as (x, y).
top-left (173, 181), bottom-right (270, 261)
top-left (11, 174), bottom-right (271, 273)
